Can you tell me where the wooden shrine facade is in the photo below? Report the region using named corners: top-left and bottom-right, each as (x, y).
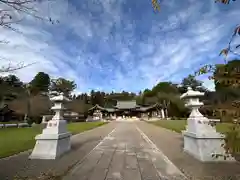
top-left (88, 100), bottom-right (163, 118)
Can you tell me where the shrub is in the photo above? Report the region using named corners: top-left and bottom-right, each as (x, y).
top-left (31, 116), bottom-right (42, 124)
top-left (221, 115), bottom-right (233, 122)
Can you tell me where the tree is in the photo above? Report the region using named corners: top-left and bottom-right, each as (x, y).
top-left (157, 92), bottom-right (182, 118)
top-left (180, 75), bottom-right (207, 93)
top-left (93, 91), bottom-right (104, 106)
top-left (29, 72), bottom-right (50, 95)
top-left (49, 78), bottom-right (77, 97)
top-left (151, 82), bottom-right (179, 95)
top-left (15, 72), bottom-right (50, 124)
top-left (143, 89), bottom-right (152, 96)
top-left (66, 99), bottom-right (91, 114)
top-left (141, 82), bottom-right (181, 114)
top-left (0, 74), bottom-right (23, 108)
top-left (211, 60), bottom-right (240, 105)
top-left (145, 92), bottom-right (186, 118)
top-left (9, 93), bottom-right (51, 117)
top-left (214, 60), bottom-right (240, 89)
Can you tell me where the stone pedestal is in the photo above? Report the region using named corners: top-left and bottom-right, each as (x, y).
top-left (29, 93), bottom-right (71, 160)
top-left (182, 112), bottom-right (234, 162)
top-left (181, 87), bottom-right (235, 162)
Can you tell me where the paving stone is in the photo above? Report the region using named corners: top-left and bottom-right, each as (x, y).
top-left (63, 149), bottom-right (103, 180)
top-left (138, 159), bottom-right (160, 180)
top-left (64, 122), bottom-right (187, 180)
top-left (136, 151), bottom-right (152, 160)
top-left (125, 154), bottom-right (138, 169)
top-left (96, 150), bottom-right (115, 169)
top-left (122, 168), bottom-right (141, 180)
top-left (106, 151), bottom-right (125, 179)
top-left (105, 171), bottom-right (123, 180)
top-left (88, 168), bottom-right (108, 180)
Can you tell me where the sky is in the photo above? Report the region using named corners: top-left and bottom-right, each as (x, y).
top-left (0, 0), bottom-right (240, 95)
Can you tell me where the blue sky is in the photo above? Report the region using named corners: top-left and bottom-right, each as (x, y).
top-left (0, 0), bottom-right (240, 94)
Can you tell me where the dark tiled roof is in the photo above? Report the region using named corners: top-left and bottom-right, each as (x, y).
top-left (88, 102), bottom-right (162, 112)
top-left (88, 104), bottom-right (106, 111)
top-left (104, 108), bottom-right (115, 112)
top-left (138, 103), bottom-right (162, 112)
top-left (88, 105), bottom-right (116, 113)
top-left (115, 100), bottom-right (139, 109)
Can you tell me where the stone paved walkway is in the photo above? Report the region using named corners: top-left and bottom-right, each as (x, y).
top-left (63, 122), bottom-right (187, 180)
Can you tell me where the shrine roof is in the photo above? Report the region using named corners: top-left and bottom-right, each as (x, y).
top-left (87, 102), bottom-right (162, 112)
top-left (114, 100), bottom-right (140, 109)
top-left (88, 104), bottom-right (106, 111)
top-left (88, 105), bottom-right (115, 112)
top-left (104, 108), bottom-right (115, 112)
top-left (138, 103), bottom-right (162, 111)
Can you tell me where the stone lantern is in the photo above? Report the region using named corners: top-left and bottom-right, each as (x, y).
top-left (180, 87), bottom-right (234, 162)
top-left (29, 93), bottom-right (71, 159)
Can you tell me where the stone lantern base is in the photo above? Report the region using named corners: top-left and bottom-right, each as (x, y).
top-left (183, 131), bottom-right (235, 162)
top-left (182, 114), bottom-right (235, 162)
top-left (29, 120), bottom-right (71, 160)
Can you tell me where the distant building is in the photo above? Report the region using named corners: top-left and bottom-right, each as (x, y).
top-left (87, 100), bottom-right (164, 120)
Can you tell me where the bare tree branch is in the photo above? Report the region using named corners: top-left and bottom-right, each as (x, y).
top-left (0, 39), bottom-right (9, 44)
top-left (0, 0), bottom-right (59, 73)
top-left (0, 0), bottom-right (59, 30)
top-left (0, 61), bottom-right (37, 73)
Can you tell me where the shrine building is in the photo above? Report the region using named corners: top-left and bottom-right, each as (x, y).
top-left (87, 100), bottom-right (165, 119)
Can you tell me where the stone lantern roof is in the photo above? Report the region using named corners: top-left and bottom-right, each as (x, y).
top-left (180, 87), bottom-right (204, 99)
top-left (50, 92), bottom-right (70, 102)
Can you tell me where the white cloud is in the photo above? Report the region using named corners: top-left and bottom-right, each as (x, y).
top-left (0, 0), bottom-right (239, 93)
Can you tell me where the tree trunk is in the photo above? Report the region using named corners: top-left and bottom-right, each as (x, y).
top-left (0, 98), bottom-right (4, 122)
top-left (163, 99), bottom-right (169, 118)
top-left (0, 98), bottom-right (5, 109)
top-left (24, 113), bottom-right (28, 122)
top-left (24, 90), bottom-right (31, 123)
top-left (165, 108), bottom-right (169, 118)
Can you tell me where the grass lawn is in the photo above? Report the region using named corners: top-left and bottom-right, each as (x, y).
top-left (0, 122), bottom-right (107, 158)
top-left (0, 121), bottom-right (24, 124)
top-left (67, 122), bottom-right (106, 135)
top-left (149, 120), bottom-right (234, 134)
